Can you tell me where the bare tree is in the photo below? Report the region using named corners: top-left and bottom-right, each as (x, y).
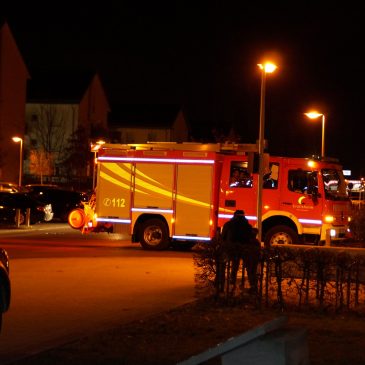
top-left (62, 126), bottom-right (91, 186)
top-left (31, 105), bottom-right (67, 155)
top-left (27, 104), bottom-right (70, 180)
top-left (29, 148), bottom-right (53, 184)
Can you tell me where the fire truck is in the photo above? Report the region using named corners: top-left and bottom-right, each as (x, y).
top-left (68, 142), bottom-right (353, 250)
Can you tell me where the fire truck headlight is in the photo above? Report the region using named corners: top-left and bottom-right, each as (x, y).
top-left (330, 229), bottom-right (336, 237)
top-left (324, 215), bottom-right (334, 223)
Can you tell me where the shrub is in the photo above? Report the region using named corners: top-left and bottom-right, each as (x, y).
top-left (193, 243), bottom-right (365, 313)
top-left (349, 208), bottom-right (365, 242)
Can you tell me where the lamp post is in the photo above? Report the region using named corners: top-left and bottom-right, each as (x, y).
top-left (304, 111), bottom-right (325, 157)
top-left (91, 140), bottom-right (105, 189)
top-left (12, 136), bottom-right (23, 186)
top-left (257, 62), bottom-right (277, 246)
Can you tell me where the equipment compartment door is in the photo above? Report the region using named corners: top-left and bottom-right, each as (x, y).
top-left (96, 162), bottom-right (132, 219)
top-left (175, 164), bottom-right (213, 237)
top-left (134, 163), bottom-right (174, 209)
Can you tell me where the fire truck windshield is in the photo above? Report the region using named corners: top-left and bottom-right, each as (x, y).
top-left (322, 168), bottom-right (348, 200)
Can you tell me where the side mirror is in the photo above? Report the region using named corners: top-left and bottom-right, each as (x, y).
top-left (347, 182), bottom-right (354, 191)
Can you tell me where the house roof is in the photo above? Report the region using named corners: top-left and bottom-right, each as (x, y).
top-left (108, 104), bottom-right (183, 129)
top-left (0, 20), bottom-right (30, 79)
top-left (26, 71), bottom-right (97, 103)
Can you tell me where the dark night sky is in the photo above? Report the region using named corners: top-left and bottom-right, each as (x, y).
top-left (2, 2), bottom-right (365, 176)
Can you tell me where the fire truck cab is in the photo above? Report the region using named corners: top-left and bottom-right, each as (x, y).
top-left (219, 154), bottom-right (352, 246)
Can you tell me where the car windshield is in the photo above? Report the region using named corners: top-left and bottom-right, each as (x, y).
top-left (322, 168), bottom-right (348, 200)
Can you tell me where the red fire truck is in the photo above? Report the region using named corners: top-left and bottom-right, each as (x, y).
top-left (69, 142), bottom-right (353, 250)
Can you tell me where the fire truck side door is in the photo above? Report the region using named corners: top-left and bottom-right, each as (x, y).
top-left (175, 164), bottom-right (213, 237)
top-left (96, 162), bottom-right (132, 220)
top-left (133, 163), bottom-right (174, 209)
top-left (282, 167), bottom-right (322, 220)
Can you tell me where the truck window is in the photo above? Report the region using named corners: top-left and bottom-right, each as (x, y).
top-left (322, 168), bottom-right (348, 200)
top-left (288, 169), bottom-right (317, 194)
top-left (263, 162), bottom-right (279, 189)
top-left (229, 162), bottom-right (253, 188)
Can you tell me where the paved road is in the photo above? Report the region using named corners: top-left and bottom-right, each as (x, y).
top-left (0, 224), bottom-right (196, 364)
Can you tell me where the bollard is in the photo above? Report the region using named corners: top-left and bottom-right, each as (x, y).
top-left (25, 208), bottom-right (31, 227)
top-left (15, 209), bottom-right (21, 228)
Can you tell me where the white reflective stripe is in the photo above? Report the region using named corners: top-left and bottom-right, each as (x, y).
top-left (299, 218), bottom-right (322, 225)
top-left (132, 208), bottom-right (173, 214)
top-left (98, 156), bottom-right (215, 164)
top-left (218, 214), bottom-right (233, 219)
top-left (220, 214), bottom-right (321, 225)
top-left (96, 218), bottom-right (131, 223)
top-left (218, 214), bottom-right (257, 221)
top-left (172, 235), bottom-right (211, 241)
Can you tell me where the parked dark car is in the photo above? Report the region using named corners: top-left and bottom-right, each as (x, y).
top-left (0, 191), bottom-right (53, 225)
top-left (0, 248), bottom-right (10, 331)
top-left (0, 181), bottom-right (22, 192)
top-left (24, 185), bottom-right (89, 222)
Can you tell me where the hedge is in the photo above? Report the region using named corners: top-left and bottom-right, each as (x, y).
top-left (193, 237), bottom-right (365, 313)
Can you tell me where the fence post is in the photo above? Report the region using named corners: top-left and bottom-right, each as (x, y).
top-left (15, 209), bottom-right (21, 228)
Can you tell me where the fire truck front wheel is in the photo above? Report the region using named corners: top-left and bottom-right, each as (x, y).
top-left (264, 225), bottom-right (299, 245)
top-left (140, 219), bottom-right (170, 250)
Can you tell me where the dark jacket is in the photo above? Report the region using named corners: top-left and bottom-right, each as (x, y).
top-left (221, 215), bottom-right (252, 245)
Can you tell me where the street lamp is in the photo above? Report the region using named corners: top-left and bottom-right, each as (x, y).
top-left (91, 140), bottom-right (106, 189)
top-left (304, 111), bottom-right (325, 157)
top-left (257, 62), bottom-right (277, 246)
top-left (12, 136), bottom-right (23, 186)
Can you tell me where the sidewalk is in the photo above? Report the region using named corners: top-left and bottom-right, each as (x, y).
top-left (0, 222), bottom-right (69, 234)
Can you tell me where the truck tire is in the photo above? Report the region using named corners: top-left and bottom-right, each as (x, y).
top-left (264, 225), bottom-right (299, 246)
top-left (140, 219), bottom-right (170, 250)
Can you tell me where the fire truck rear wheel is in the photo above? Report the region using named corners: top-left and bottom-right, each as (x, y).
top-left (140, 219), bottom-right (170, 250)
top-left (264, 225), bottom-right (298, 245)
